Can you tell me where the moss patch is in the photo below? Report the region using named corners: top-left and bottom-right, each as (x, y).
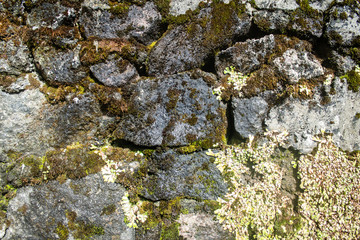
top-left (341, 69), bottom-right (360, 92)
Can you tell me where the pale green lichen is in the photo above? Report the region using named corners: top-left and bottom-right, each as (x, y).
top-left (121, 192), bottom-right (148, 228)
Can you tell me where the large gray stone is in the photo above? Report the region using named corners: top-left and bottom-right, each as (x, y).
top-left (148, 2), bottom-right (251, 76)
top-left (254, 0), bottom-right (299, 10)
top-left (326, 5), bottom-right (360, 46)
top-left (90, 58), bottom-right (139, 87)
top-left (272, 48), bottom-right (324, 83)
top-left (113, 71), bottom-right (226, 147)
top-left (3, 174), bottom-right (134, 240)
top-left (253, 10), bottom-right (290, 32)
top-left (142, 150), bottom-right (227, 201)
top-left (34, 44), bottom-right (86, 84)
top-left (266, 78), bottom-right (360, 154)
top-left (215, 34), bottom-right (276, 76)
top-left (233, 95), bottom-right (269, 138)
top-left (0, 40), bottom-right (34, 75)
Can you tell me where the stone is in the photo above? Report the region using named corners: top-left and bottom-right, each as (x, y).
top-left (329, 51), bottom-right (356, 75)
top-left (215, 34), bottom-right (276, 76)
top-left (33, 44), bottom-right (86, 85)
top-left (254, 0), bottom-right (299, 10)
top-left (3, 174), bottom-right (135, 240)
top-left (26, 3), bottom-right (77, 29)
top-left (266, 78), bottom-right (360, 154)
top-left (0, 40), bottom-right (34, 75)
top-left (0, 72), bottom-right (40, 93)
top-left (254, 10), bottom-right (290, 32)
top-left (142, 150), bottom-right (227, 201)
top-left (272, 48), bottom-right (324, 83)
top-left (90, 58), bottom-right (139, 87)
top-left (113, 71), bottom-right (227, 147)
top-left (169, 0), bottom-right (204, 16)
top-left (326, 5), bottom-right (360, 46)
top-left (309, 0), bottom-right (333, 12)
top-left (232, 95), bottom-right (269, 138)
top-left (148, 2), bottom-right (251, 76)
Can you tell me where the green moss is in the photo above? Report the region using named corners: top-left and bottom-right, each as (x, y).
top-left (177, 138), bottom-right (215, 154)
top-left (101, 204), bottom-right (116, 216)
top-left (108, 1), bottom-right (131, 16)
top-left (328, 30), bottom-right (343, 45)
top-left (56, 223), bottom-right (69, 240)
top-left (165, 89), bottom-right (181, 111)
top-left (341, 69), bottom-right (360, 92)
top-left (160, 222), bottom-right (180, 240)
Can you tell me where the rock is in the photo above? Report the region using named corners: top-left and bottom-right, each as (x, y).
top-left (3, 174), bottom-right (135, 240)
top-left (0, 72), bottom-right (41, 93)
top-left (113, 71), bottom-right (227, 147)
top-left (90, 57), bottom-right (139, 87)
top-left (309, 0), bottom-right (333, 12)
top-left (34, 44), bottom-right (86, 85)
top-left (232, 95), bottom-right (269, 138)
top-left (272, 48), bottom-right (324, 83)
top-left (148, 2), bottom-right (251, 76)
top-left (288, 9), bottom-right (323, 38)
top-left (82, 0), bottom-right (111, 10)
top-left (254, 0), bottom-right (299, 10)
top-left (266, 78), bottom-right (360, 154)
top-left (326, 5), bottom-right (360, 46)
top-left (254, 10), bottom-right (290, 32)
top-left (0, 40), bottom-right (34, 75)
top-left (26, 3), bottom-right (77, 29)
top-left (80, 2), bottom-right (161, 44)
top-left (169, 0), bottom-right (204, 16)
top-left (329, 51), bottom-right (356, 75)
top-left (215, 34), bottom-right (276, 76)
top-left (142, 150), bottom-right (227, 201)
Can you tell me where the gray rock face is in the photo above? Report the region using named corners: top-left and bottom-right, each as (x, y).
top-left (34, 44), bottom-right (86, 84)
top-left (266, 78), bottom-right (360, 154)
top-left (253, 10), bottom-right (290, 32)
top-left (309, 0), bottom-right (333, 12)
top-left (215, 34), bottom-right (276, 76)
top-left (142, 150), bottom-right (227, 201)
top-left (326, 5), bottom-right (360, 46)
top-left (254, 0), bottom-right (299, 10)
top-left (3, 174), bottom-right (134, 240)
top-left (90, 58), bottom-right (139, 87)
top-left (169, 0), bottom-right (204, 16)
top-left (80, 2), bottom-right (161, 44)
top-left (114, 71), bottom-right (226, 147)
top-left (26, 3), bottom-right (77, 29)
top-left (233, 96), bottom-right (269, 138)
top-left (273, 48), bottom-right (324, 83)
top-left (330, 51), bottom-right (356, 75)
top-left (0, 72), bottom-right (40, 93)
top-left (0, 40), bottom-right (34, 75)
top-left (148, 3), bottom-right (251, 76)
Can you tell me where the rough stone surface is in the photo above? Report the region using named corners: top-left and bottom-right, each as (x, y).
top-left (90, 58), bottom-right (139, 87)
top-left (0, 40), bottom-right (34, 75)
top-left (254, 0), bottom-right (298, 10)
top-left (309, 0), bottom-right (333, 12)
top-left (266, 78), bottom-right (360, 154)
top-left (215, 34), bottom-right (276, 76)
top-left (142, 150), bottom-right (227, 201)
top-left (26, 3), bottom-right (77, 29)
top-left (148, 3), bottom-right (251, 76)
top-left (169, 0), bottom-right (203, 16)
top-left (233, 95), bottom-right (269, 138)
top-left (114, 71), bottom-right (226, 147)
top-left (330, 51), bottom-right (356, 75)
top-left (3, 174), bottom-right (134, 240)
top-left (34, 44), bottom-right (86, 84)
top-left (0, 72), bottom-right (40, 93)
top-left (273, 48), bottom-right (324, 83)
top-left (253, 10), bottom-right (290, 32)
top-left (326, 5), bottom-right (360, 46)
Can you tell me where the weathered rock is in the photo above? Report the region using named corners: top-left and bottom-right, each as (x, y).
top-left (266, 78), bottom-right (360, 154)
top-left (329, 50), bottom-right (356, 75)
top-left (232, 95), bottom-right (269, 138)
top-left (26, 3), bottom-right (77, 29)
top-left (309, 0), bottom-right (333, 12)
top-left (90, 57), bottom-right (139, 87)
top-left (0, 72), bottom-right (40, 93)
top-left (34, 44), bottom-right (86, 85)
top-left (148, 2), bottom-right (251, 76)
top-left (254, 10), bottom-right (290, 32)
top-left (169, 0), bottom-right (204, 16)
top-left (326, 5), bottom-right (360, 46)
top-left (272, 48), bottom-right (324, 83)
top-left (113, 71), bottom-right (226, 147)
top-left (254, 0), bottom-right (298, 10)
top-left (3, 174), bottom-right (135, 240)
top-left (142, 150), bottom-right (227, 201)
top-left (0, 40), bottom-right (34, 75)
top-left (288, 10), bottom-right (323, 38)
top-left (215, 34), bottom-right (276, 76)
top-left (80, 2), bottom-right (161, 44)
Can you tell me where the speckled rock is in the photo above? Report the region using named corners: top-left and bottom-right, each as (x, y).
top-left (309, 0), bottom-right (333, 12)
top-left (266, 78), bottom-right (360, 154)
top-left (215, 34), bottom-right (276, 76)
top-left (232, 95), bottom-right (269, 138)
top-left (254, 0), bottom-right (298, 10)
top-left (3, 174), bottom-right (135, 240)
top-left (0, 40), bottom-right (34, 75)
top-left (148, 2), bottom-right (251, 76)
top-left (90, 57), bottom-right (139, 87)
top-left (142, 150), bottom-right (227, 201)
top-left (329, 51), bottom-right (356, 75)
top-left (113, 71), bottom-right (226, 147)
top-left (253, 10), bottom-right (290, 32)
top-left (26, 2), bottom-right (77, 29)
top-left (272, 48), bottom-right (324, 83)
top-left (33, 44), bottom-right (86, 85)
top-left (326, 5), bottom-right (360, 46)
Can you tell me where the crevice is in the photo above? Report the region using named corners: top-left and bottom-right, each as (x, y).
top-left (111, 139), bottom-right (158, 152)
top-left (225, 97), bottom-right (246, 145)
top-left (201, 53), bottom-right (216, 74)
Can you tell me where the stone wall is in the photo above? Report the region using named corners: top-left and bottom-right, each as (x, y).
top-left (0, 0), bottom-right (359, 239)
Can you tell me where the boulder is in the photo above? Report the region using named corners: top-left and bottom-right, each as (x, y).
top-left (254, 0), bottom-right (298, 10)
top-left (0, 40), bottom-right (34, 75)
top-left (113, 71), bottom-right (226, 147)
